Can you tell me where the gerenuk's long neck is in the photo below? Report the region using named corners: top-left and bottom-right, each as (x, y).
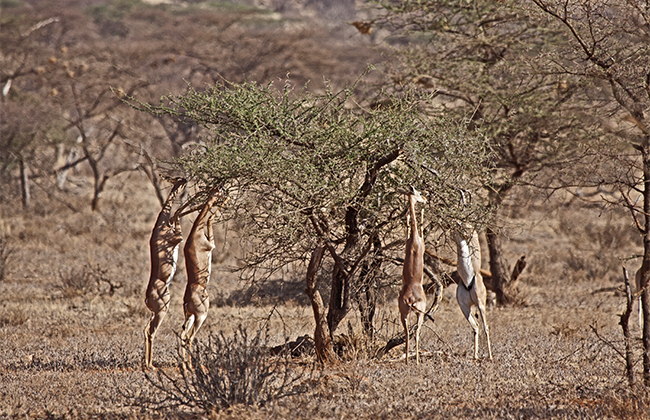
top-left (157, 181), bottom-right (185, 227)
top-left (408, 195), bottom-right (419, 239)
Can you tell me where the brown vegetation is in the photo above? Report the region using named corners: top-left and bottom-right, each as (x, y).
top-left (1, 179), bottom-right (649, 418)
top-left (2, 0), bottom-right (650, 419)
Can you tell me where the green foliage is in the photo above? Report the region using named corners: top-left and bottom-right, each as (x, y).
top-left (88, 0), bottom-right (144, 22)
top-left (0, 0), bottom-right (21, 8)
top-left (133, 78), bottom-right (494, 276)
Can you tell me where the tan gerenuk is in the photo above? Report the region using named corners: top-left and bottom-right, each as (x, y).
top-left (398, 186), bottom-right (427, 364)
top-left (180, 188), bottom-right (229, 364)
top-left (144, 177), bottom-right (187, 369)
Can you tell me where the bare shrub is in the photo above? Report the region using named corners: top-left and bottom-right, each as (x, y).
top-left (56, 266), bottom-right (94, 298)
top-left (84, 263), bottom-right (123, 296)
top-left (56, 263), bottom-right (122, 297)
top-left (142, 325), bottom-right (316, 414)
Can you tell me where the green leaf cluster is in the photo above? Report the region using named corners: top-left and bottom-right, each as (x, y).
top-left (134, 78), bottom-right (494, 273)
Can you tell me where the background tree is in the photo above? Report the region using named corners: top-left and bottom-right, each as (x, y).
top-left (1, 0), bottom-right (377, 211)
top-left (367, 0), bottom-right (590, 304)
top-left (531, 0), bottom-right (650, 386)
top-left (0, 12), bottom-right (67, 207)
top-left (132, 79), bottom-right (494, 359)
top-left (0, 3), bottom-right (148, 211)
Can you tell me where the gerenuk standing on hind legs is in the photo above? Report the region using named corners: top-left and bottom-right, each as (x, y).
top-left (454, 227), bottom-right (493, 360)
top-left (398, 186), bottom-right (427, 364)
top-left (180, 188), bottom-right (228, 364)
top-left (144, 177), bottom-right (187, 369)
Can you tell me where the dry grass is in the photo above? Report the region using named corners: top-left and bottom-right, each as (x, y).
top-left (5, 1), bottom-right (648, 418)
top-left (0, 175), bottom-right (649, 419)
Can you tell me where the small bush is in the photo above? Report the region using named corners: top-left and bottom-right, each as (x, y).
top-left (56, 263), bottom-right (122, 297)
top-left (57, 266), bottom-right (94, 297)
top-left (143, 325), bottom-right (316, 414)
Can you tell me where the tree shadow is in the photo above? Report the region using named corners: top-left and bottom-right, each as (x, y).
top-left (215, 278), bottom-right (311, 307)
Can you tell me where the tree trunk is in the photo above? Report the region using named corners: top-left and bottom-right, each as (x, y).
top-left (486, 226), bottom-right (511, 305)
top-left (632, 137), bottom-right (650, 385)
top-left (327, 149), bottom-right (399, 337)
top-left (327, 260), bottom-right (351, 338)
top-left (357, 235), bottom-right (382, 338)
top-left (91, 174), bottom-right (108, 212)
top-left (326, 204), bottom-right (360, 337)
top-left (357, 262), bottom-right (378, 339)
top-left (19, 157), bottom-right (30, 210)
top-left (304, 245), bottom-right (335, 363)
top-left (56, 145), bottom-right (80, 190)
top-left (316, 151), bottom-right (400, 338)
top-left (621, 267), bottom-right (636, 387)
top-left (307, 213), bottom-right (354, 339)
top-left (486, 184), bottom-right (521, 306)
top-left (642, 257), bottom-right (650, 387)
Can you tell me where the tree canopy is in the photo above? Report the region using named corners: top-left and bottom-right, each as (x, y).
top-left (133, 79), bottom-right (494, 278)
top-left (130, 77), bottom-right (495, 346)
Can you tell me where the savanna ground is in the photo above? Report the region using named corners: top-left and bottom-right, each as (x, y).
top-left (1, 176), bottom-right (648, 419)
top-left (2, 0), bottom-right (650, 419)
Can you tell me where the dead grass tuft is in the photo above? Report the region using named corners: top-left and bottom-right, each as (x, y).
top-left (333, 322), bottom-right (372, 361)
top-left (601, 388), bottom-right (650, 419)
top-left (0, 307), bottom-right (28, 327)
top-left (0, 234), bottom-right (14, 281)
top-left (56, 263), bottom-right (123, 298)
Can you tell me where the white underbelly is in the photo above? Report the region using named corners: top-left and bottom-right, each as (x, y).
top-left (166, 244), bottom-right (180, 288)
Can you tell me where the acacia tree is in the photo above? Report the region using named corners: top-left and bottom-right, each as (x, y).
top-left (531, 0), bottom-right (650, 386)
top-left (132, 79), bottom-right (493, 361)
top-left (367, 0), bottom-right (589, 304)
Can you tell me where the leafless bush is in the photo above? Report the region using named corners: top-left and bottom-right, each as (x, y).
top-left (141, 325), bottom-right (317, 414)
top-left (85, 263), bottom-right (123, 296)
top-left (56, 263), bottom-right (122, 297)
top-left (56, 266), bottom-right (94, 297)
